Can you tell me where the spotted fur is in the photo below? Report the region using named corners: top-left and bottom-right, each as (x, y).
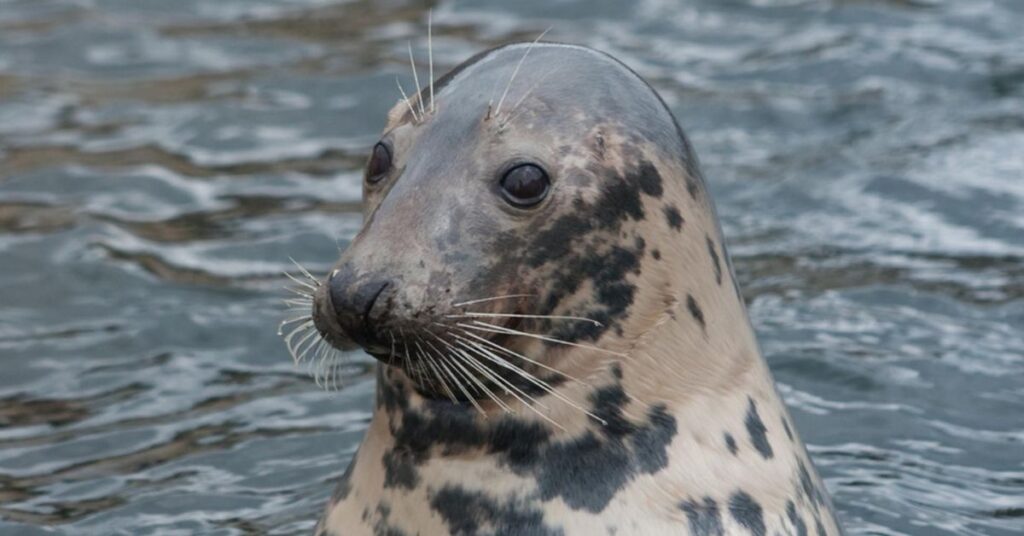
top-left (309, 43), bottom-right (843, 536)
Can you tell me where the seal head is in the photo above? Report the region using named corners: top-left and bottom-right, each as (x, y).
top-left (305, 42), bottom-right (844, 536)
top-left (312, 43), bottom-right (703, 398)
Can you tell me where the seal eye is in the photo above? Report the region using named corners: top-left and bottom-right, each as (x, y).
top-left (366, 142), bottom-right (391, 184)
top-left (500, 164), bottom-right (550, 207)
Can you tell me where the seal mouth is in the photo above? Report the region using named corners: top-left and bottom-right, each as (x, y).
top-left (310, 283), bottom-right (555, 393)
top-left (284, 269), bottom-right (594, 414)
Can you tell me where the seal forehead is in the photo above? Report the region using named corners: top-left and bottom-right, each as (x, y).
top-left (425, 44), bottom-right (685, 155)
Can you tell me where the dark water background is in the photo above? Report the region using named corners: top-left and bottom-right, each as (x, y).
top-left (1, 0), bottom-right (1022, 534)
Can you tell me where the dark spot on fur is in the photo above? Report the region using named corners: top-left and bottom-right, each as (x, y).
top-left (611, 363), bottom-right (623, 379)
top-left (489, 418), bottom-right (551, 467)
top-left (528, 178), bottom-right (644, 269)
top-left (680, 497), bottom-right (724, 536)
top-left (547, 244), bottom-right (642, 343)
top-left (509, 158), bottom-right (657, 344)
top-left (590, 383), bottom-right (634, 435)
top-left (651, 249), bottom-right (661, 260)
top-left (687, 294), bottom-right (705, 330)
top-left (430, 485), bottom-right (563, 536)
top-left (376, 367), bottom-right (409, 412)
top-left (534, 431), bottom-right (632, 512)
top-left (745, 397), bottom-right (773, 460)
top-left (634, 160), bottom-right (663, 198)
top-left (379, 378), bottom-right (557, 477)
top-left (797, 458), bottom-right (826, 507)
top-left (724, 432), bottom-right (738, 455)
top-left (706, 236), bottom-right (722, 285)
top-left (631, 404), bottom-right (677, 473)
top-left (782, 417), bottom-right (794, 441)
top-left (374, 501), bottom-right (408, 536)
top-left (382, 450), bottom-right (419, 489)
top-left (530, 382), bottom-right (677, 513)
top-left (664, 205), bottom-right (683, 230)
top-left (729, 491), bottom-right (766, 536)
top-left (816, 518), bottom-right (827, 536)
top-left (385, 398), bottom-right (485, 468)
top-left (787, 500), bottom-right (808, 536)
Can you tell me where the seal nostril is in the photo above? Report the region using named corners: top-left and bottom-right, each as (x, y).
top-left (362, 282), bottom-right (389, 323)
top-left (329, 275), bottom-right (391, 336)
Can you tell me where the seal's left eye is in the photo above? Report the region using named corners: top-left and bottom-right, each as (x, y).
top-left (366, 143), bottom-right (392, 183)
top-left (500, 164), bottom-right (550, 208)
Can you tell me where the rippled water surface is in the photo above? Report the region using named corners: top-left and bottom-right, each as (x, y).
top-left (1, 0), bottom-right (1022, 534)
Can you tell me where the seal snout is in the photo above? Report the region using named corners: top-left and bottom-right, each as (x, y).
top-left (317, 267), bottom-right (394, 351)
top-left (328, 273), bottom-right (388, 324)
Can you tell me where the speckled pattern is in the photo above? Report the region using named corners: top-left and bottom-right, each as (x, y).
top-left (312, 43), bottom-right (840, 536)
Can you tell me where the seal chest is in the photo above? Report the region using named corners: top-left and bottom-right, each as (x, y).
top-left (287, 42), bottom-right (844, 536)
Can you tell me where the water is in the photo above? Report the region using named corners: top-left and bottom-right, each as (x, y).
top-left (0, 0), bottom-right (1021, 534)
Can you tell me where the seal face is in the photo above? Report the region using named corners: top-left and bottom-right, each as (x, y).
top-left (299, 42), bottom-right (844, 536)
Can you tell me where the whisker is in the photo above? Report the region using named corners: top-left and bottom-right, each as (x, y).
top-left (288, 256), bottom-right (320, 284)
top-left (458, 321), bottom-right (629, 358)
top-left (452, 345), bottom-right (567, 431)
top-left (388, 331), bottom-right (399, 368)
top-left (449, 347), bottom-right (514, 414)
top-left (399, 327), bottom-right (426, 385)
top-left (280, 315), bottom-right (312, 328)
top-left (282, 320), bottom-right (314, 347)
top-left (415, 337), bottom-right (458, 404)
top-left (494, 28), bottom-right (550, 117)
top-left (501, 67), bottom-right (557, 128)
top-left (407, 42), bottom-right (425, 117)
top-left (285, 286), bottom-right (314, 298)
top-left (448, 312), bottom-right (602, 326)
top-left (426, 332), bottom-right (495, 414)
top-left (283, 271), bottom-right (317, 291)
top-left (425, 331), bottom-right (477, 396)
top-left (438, 353), bottom-right (487, 415)
top-left (454, 339), bottom-right (551, 410)
top-left (320, 346), bottom-right (338, 390)
top-left (455, 334), bottom-right (604, 426)
top-left (428, 9), bottom-right (435, 114)
top-left (453, 329), bottom-right (596, 388)
top-left (291, 332), bottom-right (319, 364)
top-left (311, 341), bottom-right (328, 386)
top-left (419, 336), bottom-right (475, 401)
top-left (452, 294), bottom-right (535, 308)
top-left (327, 350), bottom-right (339, 391)
top-left (420, 335), bottom-right (460, 393)
top-left (395, 77), bottom-right (421, 123)
top-left (461, 347), bottom-right (568, 431)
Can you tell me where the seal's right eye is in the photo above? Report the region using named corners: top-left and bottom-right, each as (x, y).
top-left (366, 142), bottom-right (392, 184)
top-left (500, 164), bottom-right (550, 208)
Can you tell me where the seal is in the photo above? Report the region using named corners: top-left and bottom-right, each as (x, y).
top-left (283, 41), bottom-right (844, 536)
